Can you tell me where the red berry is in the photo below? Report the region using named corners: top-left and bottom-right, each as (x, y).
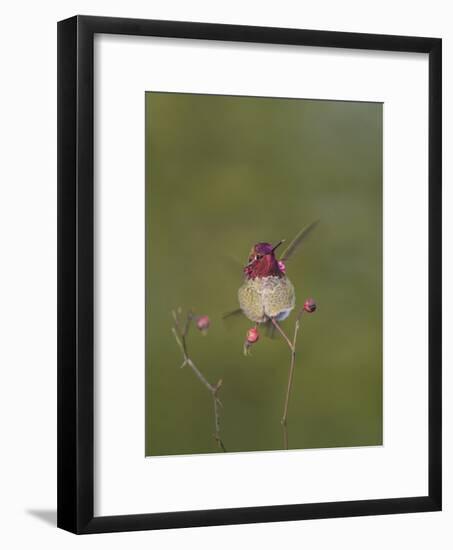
top-left (196, 315), bottom-right (210, 332)
top-left (246, 327), bottom-right (260, 343)
top-left (278, 260), bottom-right (286, 274)
top-left (303, 298), bottom-right (317, 313)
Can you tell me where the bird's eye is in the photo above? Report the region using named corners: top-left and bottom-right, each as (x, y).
top-left (256, 254), bottom-right (262, 260)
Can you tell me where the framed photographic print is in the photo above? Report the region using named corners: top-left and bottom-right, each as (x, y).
top-left (57, 15), bottom-right (442, 534)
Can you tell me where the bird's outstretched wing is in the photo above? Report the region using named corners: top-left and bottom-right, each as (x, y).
top-left (222, 308), bottom-right (243, 320)
top-left (279, 220), bottom-right (319, 262)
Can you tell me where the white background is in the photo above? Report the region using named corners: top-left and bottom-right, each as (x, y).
top-left (95, 36), bottom-right (429, 516)
top-left (0, 0), bottom-right (450, 548)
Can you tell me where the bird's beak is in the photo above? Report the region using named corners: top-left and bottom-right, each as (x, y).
top-left (271, 240), bottom-right (285, 253)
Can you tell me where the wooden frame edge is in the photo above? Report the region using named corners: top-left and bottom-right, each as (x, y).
top-left (57, 15), bottom-right (442, 534)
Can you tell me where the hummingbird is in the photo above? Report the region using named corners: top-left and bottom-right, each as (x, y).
top-left (225, 221), bottom-right (318, 326)
top-left (238, 240), bottom-right (294, 323)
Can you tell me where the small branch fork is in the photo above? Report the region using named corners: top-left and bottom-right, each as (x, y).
top-left (271, 309), bottom-right (305, 450)
top-left (172, 309), bottom-right (226, 452)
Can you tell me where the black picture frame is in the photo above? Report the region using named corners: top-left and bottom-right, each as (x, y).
top-left (57, 15), bottom-right (442, 534)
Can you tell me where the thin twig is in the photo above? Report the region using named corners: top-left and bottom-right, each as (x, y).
top-left (171, 310), bottom-right (226, 452)
top-left (271, 312), bottom-right (304, 450)
top-left (270, 318), bottom-right (295, 353)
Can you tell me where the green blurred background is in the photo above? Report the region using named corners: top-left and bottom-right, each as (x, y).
top-left (145, 92), bottom-right (382, 456)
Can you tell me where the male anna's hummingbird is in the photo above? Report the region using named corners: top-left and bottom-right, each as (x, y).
top-left (238, 241), bottom-right (295, 323)
top-left (234, 221), bottom-right (318, 325)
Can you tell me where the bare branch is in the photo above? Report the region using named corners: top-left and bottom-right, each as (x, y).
top-left (171, 309), bottom-right (226, 452)
top-left (271, 311), bottom-right (305, 450)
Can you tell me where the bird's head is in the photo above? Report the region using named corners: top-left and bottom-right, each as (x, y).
top-left (244, 241), bottom-right (285, 279)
